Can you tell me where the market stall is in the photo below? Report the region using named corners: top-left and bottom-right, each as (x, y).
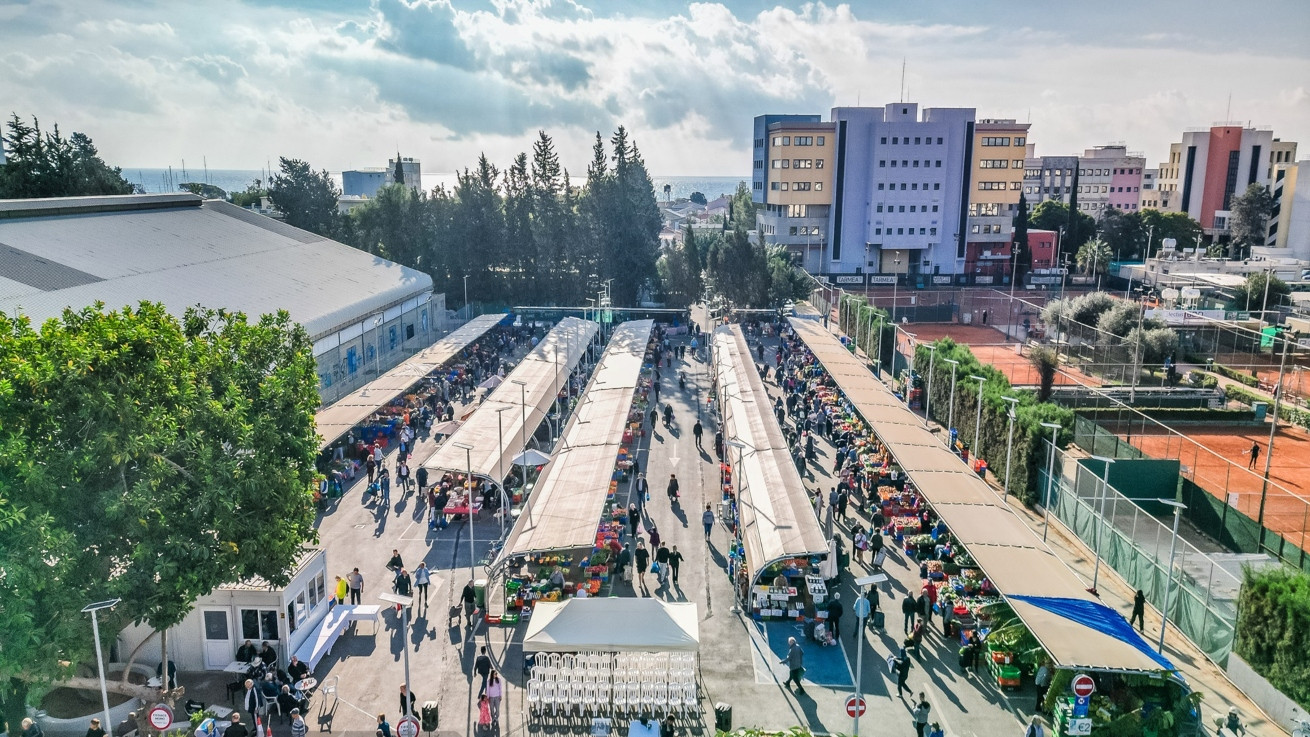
top-left (522, 599), bottom-right (699, 652)
top-left (712, 325), bottom-right (828, 624)
top-left (485, 321), bottom-right (655, 622)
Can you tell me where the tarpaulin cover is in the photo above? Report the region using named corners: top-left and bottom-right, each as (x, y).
top-left (522, 599), bottom-right (699, 652)
top-left (1009, 595), bottom-right (1176, 671)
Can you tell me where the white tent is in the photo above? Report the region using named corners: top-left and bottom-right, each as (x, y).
top-left (522, 599), bottom-right (699, 652)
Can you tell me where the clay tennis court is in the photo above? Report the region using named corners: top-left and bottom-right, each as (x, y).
top-left (1117, 423), bottom-right (1310, 550)
top-left (899, 322), bottom-right (1095, 387)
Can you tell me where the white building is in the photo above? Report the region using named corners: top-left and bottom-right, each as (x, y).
top-left (1269, 160), bottom-right (1310, 261)
top-left (0, 193), bottom-right (445, 405)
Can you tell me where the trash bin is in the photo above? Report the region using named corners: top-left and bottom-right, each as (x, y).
top-left (420, 702), bottom-right (439, 732)
top-left (714, 703), bottom-right (732, 731)
top-left (1253, 402), bottom-right (1268, 422)
top-left (474, 578), bottom-right (487, 608)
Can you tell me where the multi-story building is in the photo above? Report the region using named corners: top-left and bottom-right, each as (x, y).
top-left (1022, 155), bottom-right (1080, 208)
top-left (752, 116), bottom-right (837, 272)
top-left (828, 103), bottom-right (975, 278)
top-left (388, 155), bottom-right (422, 191)
top-left (1139, 168), bottom-right (1167, 210)
top-left (1268, 160), bottom-right (1310, 261)
top-left (342, 168), bottom-right (388, 198)
top-left (1076, 145), bottom-right (1146, 215)
top-left (963, 119), bottom-right (1030, 279)
top-left (1152, 125), bottom-right (1297, 236)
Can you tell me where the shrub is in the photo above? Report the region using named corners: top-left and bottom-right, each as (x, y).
top-left (1235, 566), bottom-right (1310, 710)
top-left (1211, 362), bottom-right (1260, 388)
top-left (1225, 385), bottom-right (1310, 430)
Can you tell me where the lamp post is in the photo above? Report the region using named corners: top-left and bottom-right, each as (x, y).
top-left (463, 275), bottom-right (470, 317)
top-left (922, 344), bottom-right (937, 428)
top-left (378, 592), bottom-right (415, 719)
top-left (1156, 499), bottom-right (1187, 653)
top-left (970, 375), bottom-right (986, 466)
top-left (1089, 455), bottom-right (1116, 596)
top-left (453, 442), bottom-right (476, 579)
top-left (1006, 246), bottom-right (1020, 341)
top-left (495, 406), bottom-right (512, 537)
top-left (943, 358), bottom-right (960, 446)
top-left (891, 254), bottom-right (901, 324)
top-left (82, 599), bottom-right (122, 737)
top-left (873, 311), bottom-right (885, 377)
top-left (374, 316), bottom-right (383, 375)
top-left (1258, 330), bottom-right (1290, 530)
top-left (1001, 396), bottom-right (1020, 499)
top-left (512, 379), bottom-right (528, 498)
top-left (726, 438), bottom-right (755, 614)
top-left (1040, 422), bottom-right (1062, 543)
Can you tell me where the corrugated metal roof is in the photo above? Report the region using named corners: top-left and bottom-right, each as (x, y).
top-left (0, 195), bottom-right (432, 341)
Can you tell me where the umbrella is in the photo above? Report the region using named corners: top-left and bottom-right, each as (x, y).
top-left (479, 375), bottom-right (504, 390)
top-left (431, 420), bottom-right (464, 435)
top-left (512, 449), bottom-right (552, 466)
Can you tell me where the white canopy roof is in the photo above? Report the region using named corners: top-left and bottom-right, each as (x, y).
top-left (522, 599), bottom-right (699, 652)
top-left (713, 325), bottom-right (826, 584)
top-left (314, 313), bottom-right (506, 451)
top-left (497, 320), bottom-right (653, 559)
top-left (419, 317), bottom-right (599, 480)
top-left (787, 317), bottom-right (1171, 674)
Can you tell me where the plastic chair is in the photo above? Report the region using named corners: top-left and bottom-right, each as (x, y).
top-left (627, 682), bottom-right (642, 714)
top-left (570, 679), bottom-right (585, 714)
top-left (652, 682), bottom-right (668, 716)
top-left (597, 681), bottom-right (612, 715)
top-left (583, 681), bottom-right (600, 715)
top-left (666, 682), bottom-right (682, 716)
top-left (610, 679), bottom-right (626, 715)
top-left (683, 682), bottom-right (700, 716)
top-left (542, 679), bottom-right (559, 715)
top-left (527, 679), bottom-right (543, 715)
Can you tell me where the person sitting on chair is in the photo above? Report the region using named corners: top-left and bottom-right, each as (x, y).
top-left (258, 641), bottom-right (278, 668)
top-left (278, 685), bottom-right (305, 717)
top-left (235, 640), bottom-right (257, 663)
top-left (286, 656), bottom-right (309, 685)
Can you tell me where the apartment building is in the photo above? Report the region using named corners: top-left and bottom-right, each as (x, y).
top-left (963, 119), bottom-right (1030, 279)
top-left (1022, 155), bottom-right (1080, 208)
top-left (1153, 125), bottom-right (1297, 235)
top-left (752, 116), bottom-right (837, 272)
top-left (1268, 160), bottom-right (1310, 261)
top-left (1139, 168), bottom-right (1167, 210)
top-left (1076, 145), bottom-right (1146, 215)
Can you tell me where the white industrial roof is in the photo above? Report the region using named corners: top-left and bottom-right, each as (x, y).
top-left (0, 194), bottom-right (433, 341)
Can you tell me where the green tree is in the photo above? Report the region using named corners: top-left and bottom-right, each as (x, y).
top-left (708, 226), bottom-right (768, 307)
top-left (230, 180), bottom-right (268, 208)
top-left (1228, 183), bottom-right (1275, 258)
top-left (269, 157), bottom-right (340, 236)
top-left (1012, 193), bottom-right (1031, 273)
top-left (582, 128), bottom-right (661, 305)
top-left (766, 245), bottom-right (810, 306)
top-left (1139, 209), bottom-right (1202, 255)
top-left (0, 114), bottom-right (136, 198)
top-left (1226, 271), bottom-right (1291, 313)
top-left (1028, 345), bottom-right (1059, 402)
top-left (1030, 200), bottom-right (1095, 255)
top-left (0, 303), bottom-right (320, 734)
top-left (729, 181), bottom-right (756, 231)
top-left (347, 183), bottom-right (430, 270)
top-left (1097, 207), bottom-right (1146, 260)
top-left (689, 191), bottom-right (707, 206)
top-left (1075, 238), bottom-right (1113, 282)
top-left (656, 235), bottom-right (702, 309)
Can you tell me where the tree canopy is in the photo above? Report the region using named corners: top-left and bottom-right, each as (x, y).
top-left (0, 114), bottom-right (136, 198)
top-left (1139, 209), bottom-right (1202, 256)
top-left (0, 303), bottom-right (321, 733)
top-left (269, 157), bottom-right (341, 236)
top-left (1227, 183), bottom-right (1275, 258)
top-left (1029, 200), bottom-right (1095, 256)
top-left (1096, 207), bottom-right (1147, 260)
top-left (1226, 271), bottom-right (1291, 313)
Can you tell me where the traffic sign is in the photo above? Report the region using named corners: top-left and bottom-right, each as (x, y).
top-left (147, 704), bottom-right (174, 731)
top-left (1073, 695), bottom-right (1091, 719)
top-left (1068, 717), bottom-right (1092, 735)
top-left (397, 715), bottom-right (421, 737)
top-left (845, 695), bottom-right (866, 718)
top-left (1071, 673), bottom-right (1096, 698)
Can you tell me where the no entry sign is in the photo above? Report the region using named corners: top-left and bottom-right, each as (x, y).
top-left (845, 695), bottom-right (867, 718)
top-left (147, 704), bottom-right (173, 731)
top-left (396, 716), bottom-right (421, 737)
top-left (1071, 673), bottom-right (1096, 698)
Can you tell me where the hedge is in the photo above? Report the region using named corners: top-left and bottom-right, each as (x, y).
top-left (1223, 384), bottom-right (1310, 431)
top-left (1235, 566), bottom-right (1310, 710)
top-left (1211, 362), bottom-right (1261, 388)
top-left (911, 338), bottom-right (1074, 505)
top-left (1074, 407), bottom-right (1257, 423)
top-left (836, 295), bottom-right (897, 372)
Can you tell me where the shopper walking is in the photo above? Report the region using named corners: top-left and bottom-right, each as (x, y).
top-left (1130, 590), bottom-right (1146, 632)
top-left (702, 504), bottom-right (715, 539)
top-left (902, 593), bottom-right (919, 635)
top-left (693, 420), bottom-right (704, 449)
top-left (666, 473), bottom-right (680, 501)
top-left (347, 568), bottom-right (363, 605)
top-left (474, 646), bottom-right (493, 695)
top-left (827, 593), bottom-right (844, 638)
top-left (668, 545), bottom-right (684, 584)
top-left (780, 637), bottom-right (806, 694)
top-left (413, 562), bottom-right (431, 607)
top-left (655, 543), bottom-right (670, 586)
top-left (635, 543), bottom-right (650, 589)
top-left (486, 672), bottom-right (503, 723)
top-left (894, 650), bottom-right (913, 697)
top-left (912, 694), bottom-right (931, 737)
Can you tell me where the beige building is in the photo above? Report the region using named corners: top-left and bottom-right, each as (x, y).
top-left (964, 119), bottom-right (1030, 279)
top-left (755, 120), bottom-right (837, 272)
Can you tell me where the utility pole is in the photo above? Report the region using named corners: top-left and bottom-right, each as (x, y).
top-left (1257, 330), bottom-right (1290, 530)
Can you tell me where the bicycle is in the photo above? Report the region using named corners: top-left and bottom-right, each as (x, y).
top-left (1291, 715), bottom-right (1310, 737)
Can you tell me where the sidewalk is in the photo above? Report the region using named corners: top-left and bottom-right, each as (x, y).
top-left (834, 319), bottom-right (1287, 737)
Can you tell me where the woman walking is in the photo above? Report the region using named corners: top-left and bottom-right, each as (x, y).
top-left (486, 672), bottom-right (503, 723)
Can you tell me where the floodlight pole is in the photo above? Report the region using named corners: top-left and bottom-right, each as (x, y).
top-left (944, 359), bottom-right (960, 447)
top-left (1040, 422), bottom-right (1062, 543)
top-left (82, 599), bottom-right (122, 737)
top-left (1157, 500), bottom-right (1187, 653)
top-left (874, 313), bottom-right (885, 377)
top-left (1089, 455), bottom-right (1116, 595)
top-left (379, 593), bottom-right (415, 719)
top-left (513, 379), bottom-right (528, 501)
top-left (454, 442), bottom-right (476, 580)
top-left (1001, 396), bottom-right (1020, 498)
top-left (496, 407), bottom-right (512, 537)
top-left (1258, 331), bottom-right (1290, 530)
top-left (970, 375), bottom-right (986, 467)
top-left (922, 344), bottom-right (937, 428)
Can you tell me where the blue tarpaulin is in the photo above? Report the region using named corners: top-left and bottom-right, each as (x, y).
top-left (1009, 595), bottom-right (1176, 672)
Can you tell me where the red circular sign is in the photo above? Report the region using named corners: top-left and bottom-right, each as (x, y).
top-left (845, 695), bottom-right (867, 717)
top-left (1071, 674), bottom-right (1096, 698)
top-left (396, 715), bottom-right (421, 737)
top-left (147, 704), bottom-right (174, 731)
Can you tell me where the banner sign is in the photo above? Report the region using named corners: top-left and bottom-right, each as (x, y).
top-left (868, 275), bottom-right (897, 285)
top-left (834, 275), bottom-right (866, 285)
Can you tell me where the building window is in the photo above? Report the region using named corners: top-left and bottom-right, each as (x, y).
top-left (815, 182), bottom-right (823, 191)
top-left (877, 183), bottom-right (885, 190)
top-left (1014, 137), bottom-right (1025, 145)
top-left (912, 183), bottom-right (918, 190)
top-left (772, 159), bottom-right (785, 169)
top-left (817, 136), bottom-right (825, 146)
top-left (930, 227), bottom-right (937, 235)
top-left (932, 205), bottom-right (938, 212)
top-left (901, 183), bottom-right (908, 190)
top-left (780, 182), bottom-right (789, 191)
top-left (933, 183), bottom-right (940, 190)
top-left (1010, 182), bottom-right (1021, 190)
top-left (902, 160), bottom-right (909, 167)
top-left (935, 160), bottom-right (942, 167)
top-left (880, 137), bottom-right (887, 144)
top-left (892, 137), bottom-right (899, 144)
top-left (880, 160), bottom-right (887, 168)
top-left (920, 228), bottom-right (926, 235)
top-left (936, 137), bottom-right (943, 144)
top-left (816, 159), bottom-right (824, 169)
top-left (754, 182), bottom-right (762, 190)
top-left (1013, 160), bottom-right (1024, 168)
top-left (971, 225), bottom-right (980, 234)
top-left (794, 136), bottom-right (813, 146)
top-left (981, 137), bottom-right (1011, 146)
top-left (898, 205), bottom-right (906, 212)
top-left (876, 204), bottom-right (884, 213)
top-left (241, 609), bottom-right (279, 641)
top-left (891, 160), bottom-right (898, 168)
top-left (909, 205), bottom-right (916, 212)
top-left (783, 136), bottom-right (790, 145)
top-left (979, 160), bottom-right (1009, 169)
top-left (913, 160), bottom-right (920, 168)
top-left (875, 228), bottom-right (882, 235)
top-left (978, 181), bottom-right (1007, 190)
top-left (793, 182), bottom-right (811, 191)
top-left (789, 226), bottom-right (797, 235)
top-left (770, 182), bottom-right (779, 191)
top-left (897, 228), bottom-right (904, 234)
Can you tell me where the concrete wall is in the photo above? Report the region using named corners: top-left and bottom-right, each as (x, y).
top-left (1225, 653), bottom-right (1307, 733)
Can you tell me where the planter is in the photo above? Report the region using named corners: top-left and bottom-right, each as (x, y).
top-left (34, 663), bottom-right (151, 737)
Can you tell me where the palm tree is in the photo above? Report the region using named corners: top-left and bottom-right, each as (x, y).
top-left (1076, 238), bottom-right (1112, 288)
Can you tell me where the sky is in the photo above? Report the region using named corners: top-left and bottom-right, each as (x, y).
top-left (2, 0), bottom-right (1308, 177)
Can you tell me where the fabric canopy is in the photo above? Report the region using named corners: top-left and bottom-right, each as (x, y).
top-left (419, 317), bottom-right (599, 480)
top-left (1009, 596), bottom-right (1176, 672)
top-left (496, 320), bottom-right (653, 560)
top-left (315, 313), bottom-right (506, 451)
top-left (522, 599), bottom-right (699, 652)
top-left (787, 317), bottom-right (1175, 674)
top-left (714, 325), bottom-right (827, 585)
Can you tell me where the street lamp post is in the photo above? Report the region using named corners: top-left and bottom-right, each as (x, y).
top-left (970, 375), bottom-right (986, 466)
top-left (1040, 422), bottom-right (1062, 543)
top-left (1007, 247), bottom-right (1020, 341)
top-left (378, 592), bottom-right (415, 719)
top-left (922, 344), bottom-right (937, 428)
top-left (512, 379), bottom-right (528, 500)
top-left (82, 599), bottom-right (122, 737)
top-left (943, 358), bottom-right (960, 446)
top-left (1089, 455), bottom-right (1116, 596)
top-left (1001, 396), bottom-right (1020, 499)
top-left (1156, 499), bottom-right (1188, 653)
top-left (873, 312), bottom-right (885, 377)
top-left (463, 275), bottom-right (470, 317)
top-left (1258, 330), bottom-right (1291, 529)
top-left (891, 255), bottom-right (901, 324)
top-left (496, 406), bottom-right (513, 537)
top-left (453, 442), bottom-right (476, 579)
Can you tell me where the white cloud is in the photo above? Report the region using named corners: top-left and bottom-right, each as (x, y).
top-left (0, 0), bottom-right (1305, 178)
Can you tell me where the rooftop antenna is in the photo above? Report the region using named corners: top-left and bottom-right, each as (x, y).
top-left (900, 58), bottom-right (906, 103)
top-left (1027, 107), bottom-right (1031, 123)
top-left (203, 156), bottom-right (208, 185)
top-left (1225, 93), bottom-right (1231, 123)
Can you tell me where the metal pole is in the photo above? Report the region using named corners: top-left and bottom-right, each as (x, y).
top-left (1002, 396), bottom-right (1020, 498)
top-left (497, 408), bottom-right (509, 537)
top-left (874, 314), bottom-right (884, 377)
top-left (1258, 331), bottom-right (1290, 530)
top-left (923, 345), bottom-right (937, 428)
top-left (972, 376), bottom-right (986, 465)
top-left (1007, 248), bottom-right (1019, 341)
top-left (402, 604), bottom-right (413, 718)
top-left (944, 359), bottom-right (959, 443)
top-left (1158, 503), bottom-right (1185, 653)
top-left (892, 256), bottom-right (900, 324)
top-left (1041, 422), bottom-right (1061, 543)
top-left (463, 275), bottom-right (469, 316)
top-left (852, 590), bottom-right (870, 736)
top-left (90, 611), bottom-right (113, 737)
top-left (1090, 457), bottom-right (1115, 595)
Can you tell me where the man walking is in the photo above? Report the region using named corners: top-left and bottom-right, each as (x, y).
top-left (347, 568), bottom-right (363, 605)
top-left (461, 580), bottom-right (477, 627)
top-left (780, 637), bottom-right (806, 695)
top-left (1130, 590), bottom-right (1146, 632)
top-left (902, 592), bottom-right (919, 635)
top-left (655, 543), bottom-right (671, 586)
top-left (1247, 440), bottom-right (1261, 470)
top-left (474, 646), bottom-right (493, 695)
top-left (826, 593), bottom-right (844, 638)
top-left (894, 651), bottom-right (913, 697)
top-left (668, 545), bottom-right (684, 583)
top-left (693, 420), bottom-right (703, 449)
top-left (666, 474), bottom-right (680, 502)
top-left (413, 562), bottom-right (431, 607)
top-left (634, 474), bottom-right (650, 515)
top-left (702, 504), bottom-right (715, 540)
